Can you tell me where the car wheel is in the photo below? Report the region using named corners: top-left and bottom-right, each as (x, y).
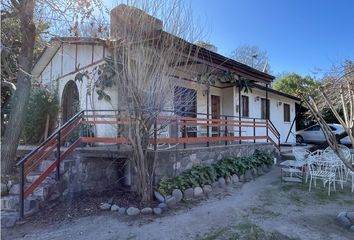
top-left (296, 135), bottom-right (304, 143)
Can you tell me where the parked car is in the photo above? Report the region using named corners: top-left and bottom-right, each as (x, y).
top-left (296, 124), bottom-right (352, 145)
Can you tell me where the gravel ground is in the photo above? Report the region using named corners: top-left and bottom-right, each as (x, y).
top-left (2, 166), bottom-right (354, 240)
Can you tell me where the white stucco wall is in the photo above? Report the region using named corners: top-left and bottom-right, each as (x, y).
top-left (33, 42), bottom-right (298, 143)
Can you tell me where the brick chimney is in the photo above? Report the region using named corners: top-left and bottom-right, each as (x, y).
top-left (110, 4), bottom-right (163, 40)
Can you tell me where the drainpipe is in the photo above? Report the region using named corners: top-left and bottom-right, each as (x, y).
top-left (238, 78), bottom-right (242, 144)
top-left (266, 84), bottom-right (269, 142)
top-left (206, 85), bottom-right (210, 147)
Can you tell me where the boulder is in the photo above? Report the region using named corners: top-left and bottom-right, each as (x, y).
top-left (346, 211), bottom-right (354, 221)
top-left (154, 191), bottom-right (165, 203)
top-left (165, 196), bottom-right (177, 207)
top-left (225, 176), bottom-right (232, 185)
top-left (141, 207), bottom-right (153, 214)
top-left (9, 184), bottom-right (21, 195)
top-left (337, 212), bottom-right (351, 229)
top-left (118, 207), bottom-right (126, 215)
top-left (239, 175), bottom-right (245, 182)
top-left (153, 207), bottom-right (162, 215)
top-left (202, 185), bottom-right (212, 194)
top-left (99, 203), bottom-right (111, 211)
top-left (218, 177), bottom-right (226, 188)
top-left (257, 166), bottom-right (264, 175)
top-left (211, 182), bottom-right (219, 189)
top-left (126, 207), bottom-right (140, 216)
top-left (172, 189), bottom-right (183, 202)
top-left (251, 168), bottom-right (258, 177)
top-left (262, 164), bottom-right (269, 173)
top-left (193, 187), bottom-right (203, 198)
top-left (110, 204), bottom-right (119, 211)
top-left (231, 174), bottom-right (239, 183)
top-left (158, 202), bottom-right (168, 210)
top-left (244, 170), bottom-right (253, 181)
top-left (1, 183), bottom-right (8, 196)
top-left (350, 225), bottom-right (354, 233)
top-left (183, 188), bottom-right (194, 200)
top-left (1, 211), bottom-right (18, 228)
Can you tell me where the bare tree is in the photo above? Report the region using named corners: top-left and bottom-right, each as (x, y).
top-left (230, 44), bottom-right (270, 73)
top-left (110, 1), bottom-right (203, 201)
top-left (299, 60), bottom-right (354, 171)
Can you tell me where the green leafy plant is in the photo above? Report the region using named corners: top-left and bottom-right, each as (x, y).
top-left (21, 87), bottom-right (58, 144)
top-left (158, 150), bottom-right (274, 196)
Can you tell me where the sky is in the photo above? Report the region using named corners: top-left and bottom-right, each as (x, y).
top-left (104, 0), bottom-right (354, 79)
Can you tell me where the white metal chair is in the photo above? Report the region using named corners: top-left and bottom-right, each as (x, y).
top-left (308, 156), bottom-right (336, 196)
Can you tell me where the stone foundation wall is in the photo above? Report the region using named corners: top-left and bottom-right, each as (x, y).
top-left (61, 153), bottom-right (126, 195)
top-left (151, 143), bottom-right (277, 183)
top-left (61, 143), bottom-right (277, 194)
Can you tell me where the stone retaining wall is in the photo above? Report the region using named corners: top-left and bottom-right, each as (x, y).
top-left (61, 143), bottom-right (277, 194)
top-left (151, 143), bottom-right (277, 183)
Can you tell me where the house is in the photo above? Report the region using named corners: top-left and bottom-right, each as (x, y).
top-left (14, 4), bottom-right (302, 218)
top-left (31, 5), bottom-right (300, 147)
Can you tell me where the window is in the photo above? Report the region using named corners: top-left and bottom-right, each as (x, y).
top-left (283, 103), bottom-right (290, 122)
top-left (174, 86), bottom-right (197, 117)
top-left (261, 98), bottom-right (270, 119)
top-left (242, 95), bottom-right (249, 117)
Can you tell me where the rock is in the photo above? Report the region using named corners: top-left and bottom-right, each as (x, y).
top-left (1, 211), bottom-right (18, 228)
top-left (251, 168), bottom-right (258, 177)
top-left (211, 182), bottom-right (219, 189)
top-left (231, 174), bottom-right (239, 183)
top-left (218, 177), bottom-right (226, 188)
top-left (239, 175), bottom-right (245, 182)
top-left (9, 184), bottom-right (20, 195)
top-left (126, 207), bottom-right (140, 216)
top-left (172, 189), bottom-right (183, 202)
top-left (118, 207), bottom-right (126, 215)
top-left (225, 176), bottom-right (232, 185)
top-left (262, 164), bottom-right (269, 173)
top-left (257, 166), bottom-right (264, 175)
top-left (244, 170), bottom-right (253, 181)
top-left (165, 196), bottom-right (177, 207)
top-left (350, 225), bottom-right (354, 233)
top-left (154, 191), bottom-right (165, 203)
top-left (193, 187), bottom-right (203, 198)
top-left (141, 207), bottom-right (153, 214)
top-left (110, 204), bottom-right (119, 211)
top-left (183, 188), bottom-right (194, 200)
top-left (346, 211), bottom-right (354, 221)
top-left (1, 196), bottom-right (19, 210)
top-left (337, 212), bottom-right (351, 228)
top-left (158, 202), bottom-right (168, 210)
top-left (99, 203), bottom-right (111, 211)
top-left (202, 185), bottom-right (212, 194)
top-left (24, 197), bottom-right (39, 214)
top-left (1, 183), bottom-right (8, 196)
top-left (153, 207), bottom-right (162, 215)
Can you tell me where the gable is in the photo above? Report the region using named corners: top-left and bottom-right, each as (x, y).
top-left (32, 40), bottom-right (108, 84)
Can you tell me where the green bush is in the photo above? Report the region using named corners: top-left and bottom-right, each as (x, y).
top-left (158, 150), bottom-right (274, 196)
top-left (21, 87), bottom-right (58, 144)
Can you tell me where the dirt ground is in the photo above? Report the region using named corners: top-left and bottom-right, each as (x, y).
top-left (2, 166), bottom-right (354, 240)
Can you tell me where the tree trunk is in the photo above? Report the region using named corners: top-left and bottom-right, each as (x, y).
top-left (1, 0), bottom-right (36, 175)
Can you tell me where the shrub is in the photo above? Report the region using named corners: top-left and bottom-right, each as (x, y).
top-left (158, 150), bottom-right (274, 195)
top-left (21, 87), bottom-right (58, 144)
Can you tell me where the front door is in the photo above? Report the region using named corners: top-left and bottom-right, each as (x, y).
top-left (211, 95), bottom-right (220, 136)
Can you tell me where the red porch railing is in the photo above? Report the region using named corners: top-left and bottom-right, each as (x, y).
top-left (16, 109), bottom-right (280, 219)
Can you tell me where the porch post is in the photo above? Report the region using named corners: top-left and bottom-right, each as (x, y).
top-left (266, 84), bottom-right (269, 142)
top-left (238, 79), bottom-right (242, 144)
top-left (206, 86), bottom-right (210, 147)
